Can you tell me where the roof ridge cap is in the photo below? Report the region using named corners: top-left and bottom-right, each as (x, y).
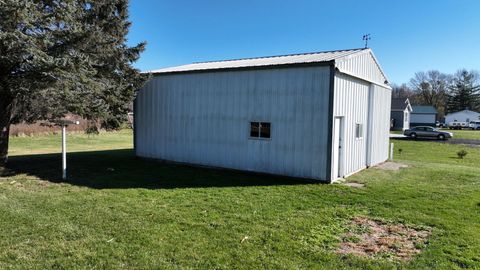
top-left (192, 48), bottom-right (367, 64)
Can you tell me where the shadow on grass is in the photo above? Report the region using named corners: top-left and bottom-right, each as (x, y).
top-left (6, 149), bottom-right (317, 189)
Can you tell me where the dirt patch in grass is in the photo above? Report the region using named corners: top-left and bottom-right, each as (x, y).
top-left (343, 182), bottom-right (365, 188)
top-left (375, 162), bottom-right (408, 171)
top-left (336, 217), bottom-right (431, 261)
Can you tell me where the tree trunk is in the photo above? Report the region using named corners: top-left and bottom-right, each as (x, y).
top-left (0, 96), bottom-right (12, 168)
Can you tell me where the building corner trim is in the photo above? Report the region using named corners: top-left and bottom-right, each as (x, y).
top-left (325, 63), bottom-right (336, 183)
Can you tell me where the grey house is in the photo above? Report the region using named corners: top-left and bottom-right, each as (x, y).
top-left (390, 98), bottom-right (412, 130)
top-left (134, 48), bottom-right (392, 182)
top-left (411, 106), bottom-right (437, 127)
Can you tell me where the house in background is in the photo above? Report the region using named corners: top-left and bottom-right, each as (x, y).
top-left (410, 105), bottom-right (437, 127)
top-left (390, 98), bottom-right (412, 130)
top-left (445, 109), bottom-right (480, 125)
top-left (135, 48), bottom-right (392, 183)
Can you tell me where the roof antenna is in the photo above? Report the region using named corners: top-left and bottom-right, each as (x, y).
top-left (362, 34), bottom-right (371, 48)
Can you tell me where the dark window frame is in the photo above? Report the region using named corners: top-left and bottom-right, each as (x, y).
top-left (250, 121), bottom-right (271, 139)
top-left (250, 122), bottom-right (260, 137)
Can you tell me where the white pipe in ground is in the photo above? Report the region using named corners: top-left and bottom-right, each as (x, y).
top-left (62, 125), bottom-right (67, 180)
top-left (390, 142), bottom-right (394, 161)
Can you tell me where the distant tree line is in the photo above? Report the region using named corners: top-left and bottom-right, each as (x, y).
top-left (391, 70), bottom-right (480, 120)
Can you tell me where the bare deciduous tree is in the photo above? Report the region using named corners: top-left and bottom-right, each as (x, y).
top-left (391, 83), bottom-right (415, 99)
top-left (409, 71), bottom-right (451, 119)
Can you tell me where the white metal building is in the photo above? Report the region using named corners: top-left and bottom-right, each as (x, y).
top-left (445, 109), bottom-right (480, 125)
top-left (134, 48), bottom-right (392, 182)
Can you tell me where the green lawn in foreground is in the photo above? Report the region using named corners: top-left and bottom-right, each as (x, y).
top-left (1, 131), bottom-right (479, 269)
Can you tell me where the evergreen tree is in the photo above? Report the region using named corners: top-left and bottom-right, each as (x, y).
top-left (0, 0), bottom-right (148, 167)
top-left (447, 70), bottom-right (480, 113)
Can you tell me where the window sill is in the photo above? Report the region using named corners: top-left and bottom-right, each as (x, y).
top-left (249, 137), bottom-right (271, 141)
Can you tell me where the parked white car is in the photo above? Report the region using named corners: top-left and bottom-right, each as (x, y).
top-left (469, 121), bottom-right (480, 130)
top-left (448, 122), bottom-right (468, 130)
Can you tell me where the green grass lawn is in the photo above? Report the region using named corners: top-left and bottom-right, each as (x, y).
top-left (1, 131), bottom-right (479, 269)
top-left (441, 129), bottom-right (480, 140)
top-left (7, 129), bottom-right (133, 156)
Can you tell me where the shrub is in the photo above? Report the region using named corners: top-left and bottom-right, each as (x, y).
top-left (10, 116), bottom-right (88, 136)
top-left (457, 150), bottom-right (467, 159)
top-left (398, 148), bottom-right (403, 155)
top-left (85, 123), bottom-right (100, 135)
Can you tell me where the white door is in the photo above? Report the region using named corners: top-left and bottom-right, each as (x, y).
top-left (404, 111), bottom-right (410, 130)
top-left (332, 117), bottom-right (343, 180)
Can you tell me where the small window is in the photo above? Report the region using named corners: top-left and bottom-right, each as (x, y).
top-left (259, 122), bottom-right (270, 138)
top-left (250, 122), bottom-right (271, 139)
top-left (355, 123), bottom-right (363, 139)
top-left (250, 122), bottom-right (259, 137)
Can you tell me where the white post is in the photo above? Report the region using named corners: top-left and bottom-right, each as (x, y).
top-left (390, 142), bottom-right (394, 161)
top-left (62, 125), bottom-right (67, 180)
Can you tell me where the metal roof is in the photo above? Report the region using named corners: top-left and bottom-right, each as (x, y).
top-left (445, 109), bottom-right (480, 117)
top-left (411, 105), bottom-right (437, 114)
top-left (149, 48), bottom-right (368, 74)
top-left (391, 98), bottom-right (412, 111)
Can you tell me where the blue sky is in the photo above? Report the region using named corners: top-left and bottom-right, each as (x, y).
top-left (127, 0), bottom-right (480, 84)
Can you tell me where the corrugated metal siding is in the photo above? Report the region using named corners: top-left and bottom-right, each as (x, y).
top-left (411, 114), bottom-right (435, 124)
top-left (333, 73), bottom-right (370, 177)
top-left (136, 66), bottom-right (332, 180)
top-left (367, 84), bottom-right (391, 166)
top-left (335, 51), bottom-right (388, 86)
top-left (390, 111), bottom-right (404, 130)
